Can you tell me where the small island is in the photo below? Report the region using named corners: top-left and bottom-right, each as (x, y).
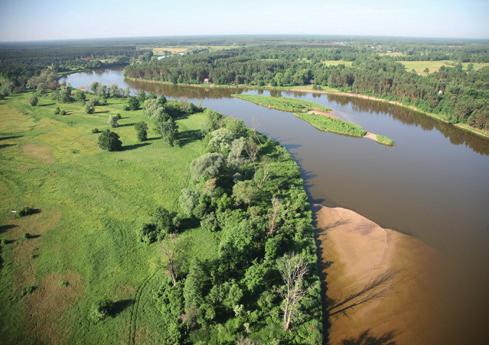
top-left (233, 94), bottom-right (395, 146)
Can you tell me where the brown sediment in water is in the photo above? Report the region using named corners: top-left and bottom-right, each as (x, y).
top-left (314, 205), bottom-right (445, 345)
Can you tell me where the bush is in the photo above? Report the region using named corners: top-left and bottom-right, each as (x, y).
top-left (29, 95), bottom-right (38, 106)
top-left (152, 207), bottom-right (179, 237)
top-left (134, 122), bottom-right (148, 141)
top-left (85, 101), bottom-right (95, 114)
top-left (98, 129), bottom-right (122, 151)
top-left (179, 188), bottom-right (199, 217)
top-left (139, 223), bottom-right (158, 243)
top-left (54, 106), bottom-right (61, 115)
top-left (90, 299), bottom-right (113, 322)
top-left (21, 285), bottom-right (37, 296)
top-left (126, 97), bottom-right (140, 110)
top-left (91, 128), bottom-right (101, 134)
top-left (108, 115), bottom-right (119, 128)
top-left (60, 110), bottom-right (67, 115)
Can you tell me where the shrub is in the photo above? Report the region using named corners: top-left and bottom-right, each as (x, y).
top-left (29, 95), bottom-right (38, 106)
top-left (54, 106), bottom-right (61, 115)
top-left (134, 122), bottom-right (148, 141)
top-left (21, 285), bottom-right (37, 296)
top-left (60, 110), bottom-right (67, 115)
top-left (126, 97), bottom-right (140, 110)
top-left (91, 128), bottom-right (101, 134)
top-left (152, 207), bottom-right (179, 237)
top-left (90, 299), bottom-right (113, 322)
top-left (179, 189), bottom-right (199, 217)
top-left (85, 101), bottom-right (95, 114)
top-left (98, 129), bottom-right (122, 151)
top-left (23, 232), bottom-right (31, 239)
top-left (108, 115), bottom-right (119, 128)
top-left (139, 223), bottom-right (158, 243)
top-left (200, 213), bottom-right (220, 232)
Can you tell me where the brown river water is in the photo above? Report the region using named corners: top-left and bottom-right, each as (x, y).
top-left (64, 68), bottom-right (489, 344)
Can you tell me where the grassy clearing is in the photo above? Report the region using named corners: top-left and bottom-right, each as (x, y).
top-left (399, 60), bottom-right (489, 75)
top-left (233, 94), bottom-right (330, 113)
top-left (322, 60), bottom-right (353, 67)
top-left (0, 92), bottom-right (216, 344)
top-left (295, 113), bottom-right (366, 137)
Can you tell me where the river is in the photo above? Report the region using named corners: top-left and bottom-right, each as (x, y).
top-left (63, 68), bottom-right (489, 343)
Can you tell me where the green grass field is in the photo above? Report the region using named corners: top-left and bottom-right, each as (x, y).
top-left (0, 93), bottom-right (217, 344)
top-left (399, 60), bottom-right (489, 75)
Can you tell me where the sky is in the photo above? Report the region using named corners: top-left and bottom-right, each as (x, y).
top-left (0, 0), bottom-right (488, 42)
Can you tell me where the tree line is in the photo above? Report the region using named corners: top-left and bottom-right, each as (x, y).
top-left (124, 46), bottom-right (489, 131)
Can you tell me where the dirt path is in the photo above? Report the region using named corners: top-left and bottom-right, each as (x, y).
top-left (314, 205), bottom-right (444, 345)
top-left (127, 270), bottom-right (160, 345)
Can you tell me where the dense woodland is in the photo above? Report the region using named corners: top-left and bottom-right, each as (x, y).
top-left (124, 44), bottom-right (489, 131)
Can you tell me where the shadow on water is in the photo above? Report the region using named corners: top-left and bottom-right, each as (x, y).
top-left (341, 329), bottom-right (398, 345)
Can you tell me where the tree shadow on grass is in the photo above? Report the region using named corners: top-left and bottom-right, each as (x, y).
top-left (95, 110), bottom-right (109, 114)
top-left (0, 135), bottom-right (23, 141)
top-left (39, 102), bottom-right (56, 107)
top-left (178, 129), bottom-right (202, 146)
top-left (117, 123), bottom-right (136, 127)
top-left (0, 143), bottom-right (16, 149)
top-left (146, 136), bottom-right (161, 141)
top-left (179, 217), bottom-right (200, 231)
top-left (122, 143), bottom-right (151, 151)
top-left (341, 329), bottom-right (398, 345)
top-left (0, 224), bottom-right (17, 234)
top-left (109, 299), bottom-right (134, 317)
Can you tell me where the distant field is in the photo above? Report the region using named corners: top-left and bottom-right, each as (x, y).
top-left (399, 60), bottom-right (489, 75)
top-left (152, 45), bottom-right (236, 56)
top-left (322, 60), bottom-right (353, 67)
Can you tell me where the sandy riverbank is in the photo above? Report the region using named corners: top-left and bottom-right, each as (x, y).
top-left (314, 205), bottom-right (445, 345)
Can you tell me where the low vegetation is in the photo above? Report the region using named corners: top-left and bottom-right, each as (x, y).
top-left (295, 112), bottom-right (367, 137)
top-left (233, 93), bottom-right (330, 113)
top-left (236, 94), bottom-right (394, 144)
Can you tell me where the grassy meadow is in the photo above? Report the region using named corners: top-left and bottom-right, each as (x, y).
top-left (399, 60), bottom-right (489, 75)
top-left (0, 93), bottom-right (217, 344)
top-left (233, 93), bottom-right (331, 113)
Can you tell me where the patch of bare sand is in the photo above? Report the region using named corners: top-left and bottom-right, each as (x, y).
top-left (307, 109), bottom-right (337, 119)
top-left (364, 132), bottom-right (378, 142)
top-left (22, 144), bottom-right (55, 164)
top-left (315, 205), bottom-right (445, 345)
top-left (25, 272), bottom-right (83, 345)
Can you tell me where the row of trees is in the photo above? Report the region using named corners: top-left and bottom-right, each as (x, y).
top-left (138, 108), bottom-right (322, 343)
top-left (125, 47), bottom-right (489, 131)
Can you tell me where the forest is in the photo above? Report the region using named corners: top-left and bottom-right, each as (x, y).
top-left (123, 43), bottom-right (489, 131)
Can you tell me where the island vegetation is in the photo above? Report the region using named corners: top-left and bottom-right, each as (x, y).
top-left (234, 94), bottom-right (394, 145)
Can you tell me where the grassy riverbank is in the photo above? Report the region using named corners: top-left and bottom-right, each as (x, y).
top-left (233, 93), bottom-right (330, 113)
top-left (0, 91), bottom-right (322, 344)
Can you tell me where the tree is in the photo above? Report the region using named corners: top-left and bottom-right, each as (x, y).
top-left (134, 122), bottom-right (148, 141)
top-left (278, 253), bottom-right (308, 331)
top-left (139, 223), bottom-right (158, 243)
top-left (161, 234), bottom-right (188, 285)
top-left (85, 101), bottom-right (95, 114)
top-left (179, 188), bottom-right (199, 217)
top-left (108, 115), bottom-right (119, 128)
top-left (98, 129), bottom-right (122, 151)
top-left (154, 113), bottom-right (178, 146)
top-left (152, 207), bottom-right (179, 237)
top-left (190, 153), bottom-right (224, 181)
top-left (125, 96), bottom-right (140, 110)
top-left (29, 95), bottom-right (38, 106)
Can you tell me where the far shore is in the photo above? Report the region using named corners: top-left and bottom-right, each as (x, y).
top-left (124, 76), bottom-right (489, 140)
